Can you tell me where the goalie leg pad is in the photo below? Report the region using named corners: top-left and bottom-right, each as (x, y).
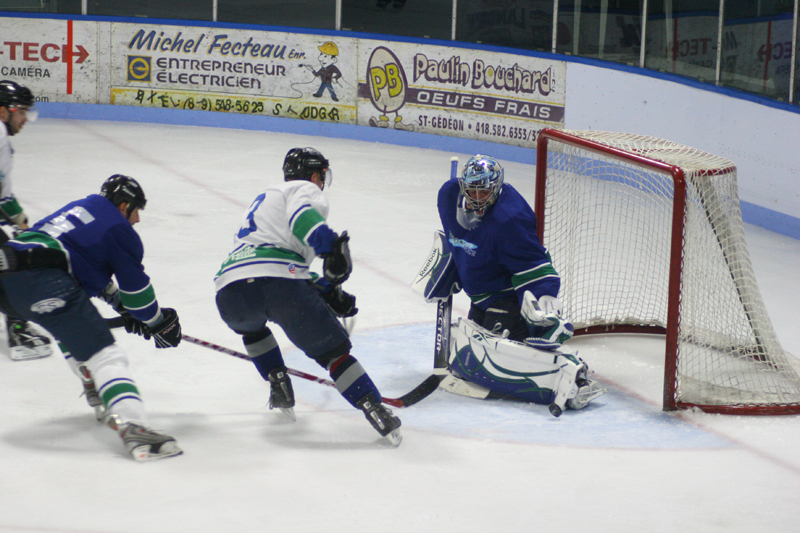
top-left (548, 358), bottom-right (582, 414)
top-left (448, 318), bottom-right (568, 405)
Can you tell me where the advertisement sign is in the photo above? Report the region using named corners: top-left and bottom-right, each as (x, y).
top-left (109, 24), bottom-right (358, 123)
top-left (0, 18), bottom-right (96, 103)
top-left (357, 40), bottom-right (566, 148)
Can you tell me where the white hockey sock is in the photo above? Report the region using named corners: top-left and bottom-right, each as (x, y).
top-left (85, 344), bottom-right (148, 426)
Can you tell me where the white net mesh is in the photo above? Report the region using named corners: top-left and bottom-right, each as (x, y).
top-left (540, 130), bottom-right (800, 412)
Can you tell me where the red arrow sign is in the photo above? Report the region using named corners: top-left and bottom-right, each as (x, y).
top-left (61, 44), bottom-right (89, 64)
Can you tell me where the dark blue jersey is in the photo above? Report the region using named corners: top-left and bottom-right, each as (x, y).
top-left (9, 194), bottom-right (160, 323)
top-left (437, 179), bottom-right (560, 311)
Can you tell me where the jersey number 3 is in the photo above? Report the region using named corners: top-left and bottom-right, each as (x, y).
top-left (237, 193), bottom-right (266, 239)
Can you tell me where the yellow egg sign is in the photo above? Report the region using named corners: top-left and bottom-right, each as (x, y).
top-left (367, 46), bottom-right (408, 114)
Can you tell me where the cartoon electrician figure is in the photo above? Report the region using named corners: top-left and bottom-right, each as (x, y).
top-left (304, 42), bottom-right (343, 102)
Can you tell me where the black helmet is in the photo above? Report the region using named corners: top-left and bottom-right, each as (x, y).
top-left (100, 174), bottom-right (147, 217)
top-left (283, 147), bottom-right (331, 188)
top-left (0, 80), bottom-right (34, 109)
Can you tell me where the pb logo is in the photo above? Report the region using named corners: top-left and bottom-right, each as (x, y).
top-left (367, 47), bottom-right (407, 111)
top-left (127, 56), bottom-right (151, 82)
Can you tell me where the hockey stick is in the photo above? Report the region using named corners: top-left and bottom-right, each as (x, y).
top-left (179, 334), bottom-right (441, 409)
top-left (431, 157), bottom-right (495, 400)
top-left (432, 297), bottom-right (492, 400)
top-left (433, 296), bottom-right (452, 373)
top-left (105, 316), bottom-right (436, 408)
top-left (433, 156), bottom-right (459, 374)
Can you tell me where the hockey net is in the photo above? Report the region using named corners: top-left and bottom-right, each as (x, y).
top-left (535, 128), bottom-right (800, 414)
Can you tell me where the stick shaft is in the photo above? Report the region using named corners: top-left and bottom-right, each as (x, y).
top-left (181, 334), bottom-right (406, 407)
top-left (107, 318), bottom-right (425, 408)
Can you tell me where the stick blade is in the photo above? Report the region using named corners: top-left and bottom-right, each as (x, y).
top-left (383, 374), bottom-right (444, 408)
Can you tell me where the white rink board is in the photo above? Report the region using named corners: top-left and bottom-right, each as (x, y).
top-left (0, 18), bottom-right (97, 103)
top-left (108, 23), bottom-right (358, 123)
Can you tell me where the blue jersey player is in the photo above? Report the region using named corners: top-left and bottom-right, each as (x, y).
top-left (419, 156), bottom-right (606, 415)
top-left (0, 175), bottom-right (184, 461)
top-left (437, 154), bottom-right (573, 348)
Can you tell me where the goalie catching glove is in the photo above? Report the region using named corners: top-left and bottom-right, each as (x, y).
top-left (150, 308), bottom-right (182, 348)
top-left (322, 231), bottom-right (352, 285)
top-left (521, 291), bottom-right (574, 350)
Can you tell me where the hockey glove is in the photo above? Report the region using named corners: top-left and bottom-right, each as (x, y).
top-left (322, 284), bottom-right (358, 318)
top-left (521, 291), bottom-right (574, 350)
top-left (151, 308), bottom-right (182, 349)
top-left (322, 231), bottom-right (352, 285)
top-left (120, 310), bottom-right (151, 339)
top-left (100, 281), bottom-right (151, 339)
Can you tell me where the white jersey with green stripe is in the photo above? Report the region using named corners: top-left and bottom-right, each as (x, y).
top-left (0, 124), bottom-right (25, 225)
top-left (214, 180), bottom-right (330, 291)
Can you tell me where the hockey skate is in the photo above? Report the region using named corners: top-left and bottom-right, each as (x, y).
top-left (105, 414), bottom-right (183, 462)
top-left (7, 318), bottom-right (52, 361)
top-left (77, 364), bottom-right (107, 421)
top-left (268, 366), bottom-right (296, 421)
top-left (566, 373), bottom-right (608, 410)
top-left (356, 393), bottom-right (402, 447)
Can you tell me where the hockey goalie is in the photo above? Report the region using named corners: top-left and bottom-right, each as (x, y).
top-left (412, 155), bottom-right (606, 416)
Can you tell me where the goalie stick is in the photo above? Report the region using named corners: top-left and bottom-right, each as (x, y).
top-left (104, 316), bottom-right (438, 408)
top-left (432, 156), bottom-right (460, 375)
top-left (428, 157), bottom-right (511, 401)
top-left (429, 295), bottom-right (494, 399)
top-left (434, 294), bottom-right (492, 400)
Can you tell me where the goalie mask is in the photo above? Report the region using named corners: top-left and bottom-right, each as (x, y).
top-left (283, 147), bottom-right (332, 190)
top-left (459, 155), bottom-right (504, 215)
top-left (100, 174), bottom-right (147, 218)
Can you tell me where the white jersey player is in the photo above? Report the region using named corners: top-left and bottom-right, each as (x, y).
top-left (215, 147), bottom-right (402, 445)
top-left (0, 79), bottom-right (53, 361)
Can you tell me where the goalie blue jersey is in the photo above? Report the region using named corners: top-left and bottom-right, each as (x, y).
top-left (437, 179), bottom-right (560, 310)
top-left (8, 194), bottom-right (161, 323)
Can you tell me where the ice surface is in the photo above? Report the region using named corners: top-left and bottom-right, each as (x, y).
top-left (1, 119), bottom-right (799, 532)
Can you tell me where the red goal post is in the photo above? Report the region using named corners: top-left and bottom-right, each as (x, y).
top-left (535, 128), bottom-right (800, 415)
